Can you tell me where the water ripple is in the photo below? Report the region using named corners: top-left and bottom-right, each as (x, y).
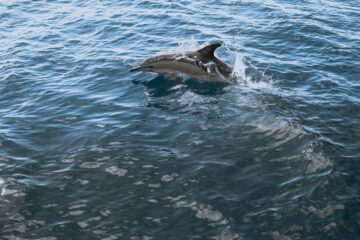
top-left (1, 0), bottom-right (360, 239)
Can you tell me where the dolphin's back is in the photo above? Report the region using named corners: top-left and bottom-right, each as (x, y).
top-left (196, 44), bottom-right (233, 79)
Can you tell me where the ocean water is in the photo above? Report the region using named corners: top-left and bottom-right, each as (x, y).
top-left (1, 0), bottom-right (360, 239)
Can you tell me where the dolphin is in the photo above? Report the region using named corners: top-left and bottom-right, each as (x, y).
top-left (130, 43), bottom-right (235, 83)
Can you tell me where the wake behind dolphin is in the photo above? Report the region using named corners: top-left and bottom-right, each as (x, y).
top-left (131, 43), bottom-right (236, 83)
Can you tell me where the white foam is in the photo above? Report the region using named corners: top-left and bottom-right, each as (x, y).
top-left (299, 204), bottom-right (344, 219)
top-left (100, 209), bottom-right (112, 216)
top-left (161, 173), bottom-right (179, 182)
top-left (171, 199), bottom-right (227, 225)
top-left (147, 199), bottom-right (158, 203)
top-left (105, 166), bottom-right (128, 177)
top-left (142, 165), bottom-right (157, 168)
top-left (61, 158), bottom-right (74, 163)
top-left (80, 161), bottom-right (105, 169)
top-left (76, 179), bottom-right (90, 185)
top-left (232, 52), bottom-right (273, 89)
top-left (78, 216), bottom-right (101, 228)
top-left (133, 181), bottom-right (145, 185)
top-left (232, 52), bottom-right (249, 82)
top-left (69, 204), bottom-right (87, 209)
top-left (0, 178), bottom-right (5, 196)
top-left (68, 210), bottom-right (85, 216)
top-left (210, 226), bottom-right (243, 240)
top-left (145, 217), bottom-right (162, 224)
top-left (148, 183), bottom-right (161, 188)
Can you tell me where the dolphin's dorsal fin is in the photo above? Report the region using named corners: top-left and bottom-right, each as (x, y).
top-left (196, 43), bottom-right (222, 58)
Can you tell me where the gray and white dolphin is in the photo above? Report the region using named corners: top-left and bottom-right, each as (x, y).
top-left (131, 43), bottom-right (235, 83)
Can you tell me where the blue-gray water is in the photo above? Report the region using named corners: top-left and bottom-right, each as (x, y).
top-left (1, 0), bottom-right (360, 239)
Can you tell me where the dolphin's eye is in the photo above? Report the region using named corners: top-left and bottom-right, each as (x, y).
top-left (147, 65), bottom-right (154, 68)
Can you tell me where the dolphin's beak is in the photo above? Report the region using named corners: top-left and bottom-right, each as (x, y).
top-left (130, 66), bottom-right (143, 72)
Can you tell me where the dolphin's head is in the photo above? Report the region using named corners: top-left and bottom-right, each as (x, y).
top-left (130, 58), bottom-right (158, 72)
top-left (130, 64), bottom-right (154, 72)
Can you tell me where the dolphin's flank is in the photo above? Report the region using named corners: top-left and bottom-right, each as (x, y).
top-left (131, 44), bottom-right (235, 83)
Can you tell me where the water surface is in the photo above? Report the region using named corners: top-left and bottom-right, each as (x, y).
top-left (1, 0), bottom-right (360, 239)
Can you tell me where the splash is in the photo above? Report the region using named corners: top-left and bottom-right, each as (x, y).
top-left (231, 52), bottom-right (249, 82)
top-left (232, 52), bottom-right (273, 89)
